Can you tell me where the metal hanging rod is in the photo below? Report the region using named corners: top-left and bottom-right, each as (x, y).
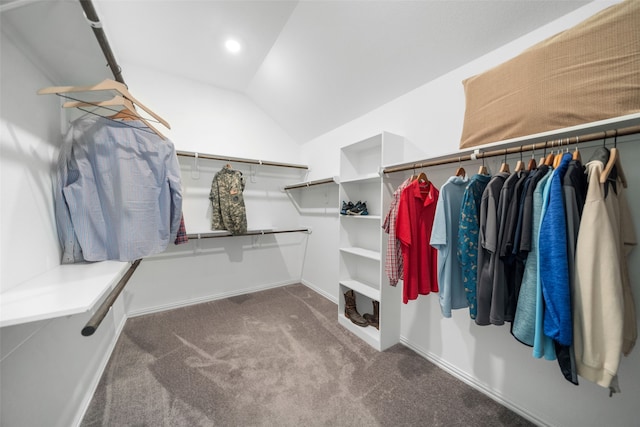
top-left (186, 228), bottom-right (311, 240)
top-left (79, 0), bottom-right (125, 84)
top-left (383, 122), bottom-right (640, 175)
top-left (177, 150), bottom-right (308, 170)
top-left (284, 177), bottom-right (338, 190)
top-left (82, 259), bottom-right (141, 337)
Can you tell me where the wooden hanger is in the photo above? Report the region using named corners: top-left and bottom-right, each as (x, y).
top-left (600, 147), bottom-right (628, 188)
top-left (572, 147), bottom-right (581, 162)
top-left (544, 151), bottom-right (555, 166)
top-left (553, 153), bottom-right (563, 168)
top-left (478, 155), bottom-right (488, 175)
top-left (62, 95), bottom-right (166, 140)
top-left (455, 157), bottom-right (465, 178)
top-left (572, 137), bottom-right (581, 162)
top-left (527, 157), bottom-right (537, 171)
top-left (416, 171), bottom-right (429, 185)
top-left (499, 150), bottom-right (510, 173)
top-left (38, 79), bottom-right (170, 130)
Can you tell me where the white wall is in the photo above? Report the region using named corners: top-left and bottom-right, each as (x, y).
top-left (0, 24), bottom-right (129, 427)
top-left (300, 2), bottom-right (640, 426)
top-left (112, 63), bottom-right (309, 316)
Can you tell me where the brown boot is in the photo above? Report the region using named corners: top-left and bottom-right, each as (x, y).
top-left (344, 290), bottom-right (368, 327)
top-left (363, 300), bottom-right (379, 330)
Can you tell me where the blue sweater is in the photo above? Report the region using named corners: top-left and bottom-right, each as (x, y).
top-left (539, 153), bottom-right (573, 346)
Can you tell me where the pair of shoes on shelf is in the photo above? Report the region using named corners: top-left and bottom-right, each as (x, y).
top-left (344, 290), bottom-right (379, 329)
top-left (341, 200), bottom-right (368, 215)
top-left (341, 201), bottom-right (355, 215)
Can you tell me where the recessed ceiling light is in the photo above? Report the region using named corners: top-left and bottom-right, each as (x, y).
top-left (225, 38), bottom-right (242, 54)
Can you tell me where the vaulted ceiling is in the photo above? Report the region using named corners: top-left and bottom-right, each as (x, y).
top-left (2, 0), bottom-right (592, 142)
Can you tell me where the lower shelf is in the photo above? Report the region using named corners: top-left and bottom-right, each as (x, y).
top-left (339, 280), bottom-right (380, 301)
top-left (338, 313), bottom-right (381, 350)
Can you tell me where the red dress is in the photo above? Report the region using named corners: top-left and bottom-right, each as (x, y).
top-left (396, 179), bottom-right (439, 303)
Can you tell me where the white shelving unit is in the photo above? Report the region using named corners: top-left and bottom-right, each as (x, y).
top-left (337, 132), bottom-right (405, 351)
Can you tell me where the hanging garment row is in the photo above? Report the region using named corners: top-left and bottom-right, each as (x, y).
top-left (383, 142), bottom-right (636, 394)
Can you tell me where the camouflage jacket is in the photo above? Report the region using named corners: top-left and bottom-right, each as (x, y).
top-left (209, 167), bottom-right (247, 235)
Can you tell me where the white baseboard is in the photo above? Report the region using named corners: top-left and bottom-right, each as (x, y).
top-left (127, 279), bottom-right (300, 318)
top-left (301, 278), bottom-right (337, 304)
top-left (399, 336), bottom-right (548, 427)
top-left (73, 311), bottom-right (128, 427)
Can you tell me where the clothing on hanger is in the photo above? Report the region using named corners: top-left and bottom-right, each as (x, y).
top-left (383, 176), bottom-right (413, 286)
top-left (430, 175), bottom-right (469, 317)
top-left (54, 115), bottom-right (183, 263)
top-left (458, 173), bottom-right (491, 320)
top-left (396, 179), bottom-right (439, 304)
top-left (210, 165), bottom-right (247, 235)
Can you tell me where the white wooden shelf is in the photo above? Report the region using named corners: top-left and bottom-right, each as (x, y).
top-left (340, 174), bottom-right (380, 184)
top-left (338, 314), bottom-right (381, 349)
top-left (339, 247), bottom-right (381, 261)
top-left (0, 261), bottom-right (130, 328)
top-left (340, 214), bottom-right (381, 221)
top-left (339, 280), bottom-right (380, 301)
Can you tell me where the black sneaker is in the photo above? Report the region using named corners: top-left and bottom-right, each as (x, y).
top-left (341, 201), bottom-right (355, 215)
top-left (348, 201), bottom-right (368, 215)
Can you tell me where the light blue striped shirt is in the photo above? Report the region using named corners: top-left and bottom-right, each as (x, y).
top-left (55, 116), bottom-right (182, 263)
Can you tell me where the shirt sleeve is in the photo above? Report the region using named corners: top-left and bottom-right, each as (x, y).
top-left (430, 188), bottom-right (447, 249)
top-left (165, 143), bottom-right (183, 242)
top-left (384, 182), bottom-right (405, 286)
top-left (396, 186), bottom-right (412, 248)
top-left (210, 172), bottom-right (223, 230)
top-left (55, 130), bottom-right (84, 264)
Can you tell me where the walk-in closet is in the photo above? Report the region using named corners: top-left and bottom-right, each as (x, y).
top-left (1, 1), bottom-right (639, 426)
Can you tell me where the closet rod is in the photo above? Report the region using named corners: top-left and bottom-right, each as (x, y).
top-left (81, 259), bottom-right (141, 337)
top-left (79, 0), bottom-right (125, 85)
top-left (177, 150), bottom-right (309, 170)
top-left (383, 125), bottom-right (640, 174)
top-left (284, 177), bottom-right (337, 190)
top-left (186, 228), bottom-right (311, 240)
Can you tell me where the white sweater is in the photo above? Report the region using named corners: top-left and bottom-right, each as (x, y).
top-left (573, 160), bottom-right (633, 391)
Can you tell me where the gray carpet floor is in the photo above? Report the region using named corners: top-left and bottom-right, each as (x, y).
top-left (82, 284), bottom-right (534, 426)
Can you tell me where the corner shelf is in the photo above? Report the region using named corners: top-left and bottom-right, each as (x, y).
top-left (0, 261), bottom-right (131, 328)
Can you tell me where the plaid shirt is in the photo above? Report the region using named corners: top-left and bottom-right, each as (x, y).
top-left (174, 214), bottom-right (189, 245)
top-left (382, 177), bottom-right (412, 286)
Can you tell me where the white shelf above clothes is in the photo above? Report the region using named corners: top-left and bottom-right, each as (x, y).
top-left (383, 112), bottom-right (640, 175)
top-left (0, 261), bottom-right (131, 328)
